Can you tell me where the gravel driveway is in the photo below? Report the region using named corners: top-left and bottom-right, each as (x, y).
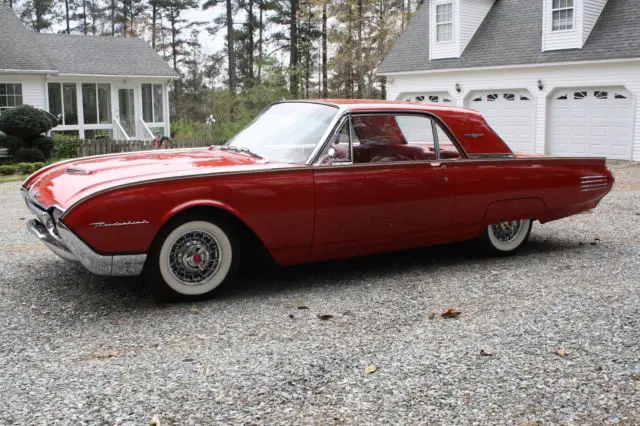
top-left (1, 164), bottom-right (638, 425)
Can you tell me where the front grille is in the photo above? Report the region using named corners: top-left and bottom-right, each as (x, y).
top-left (580, 175), bottom-right (608, 192)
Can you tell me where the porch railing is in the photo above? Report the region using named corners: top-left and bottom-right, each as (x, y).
top-left (137, 118), bottom-right (156, 140)
top-left (112, 119), bottom-right (131, 141)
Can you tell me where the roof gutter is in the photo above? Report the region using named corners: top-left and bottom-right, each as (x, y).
top-left (0, 69), bottom-right (59, 75)
top-left (57, 72), bottom-right (179, 79)
top-left (377, 57), bottom-right (640, 76)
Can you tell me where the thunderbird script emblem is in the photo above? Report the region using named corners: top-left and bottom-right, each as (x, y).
top-left (90, 220), bottom-right (150, 228)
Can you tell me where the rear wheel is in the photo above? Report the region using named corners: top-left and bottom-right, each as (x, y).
top-left (143, 214), bottom-right (239, 302)
top-left (480, 219), bottom-right (532, 255)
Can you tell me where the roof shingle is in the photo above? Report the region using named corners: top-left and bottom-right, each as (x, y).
top-left (379, 0), bottom-right (640, 74)
top-left (0, 5), bottom-right (177, 77)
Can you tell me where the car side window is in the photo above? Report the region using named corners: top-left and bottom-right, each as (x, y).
top-left (433, 121), bottom-right (462, 159)
top-left (351, 114), bottom-right (437, 163)
top-left (317, 119), bottom-right (352, 165)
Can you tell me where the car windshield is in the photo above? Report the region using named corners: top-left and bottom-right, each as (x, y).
top-left (226, 102), bottom-right (338, 164)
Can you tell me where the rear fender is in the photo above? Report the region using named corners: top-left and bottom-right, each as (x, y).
top-left (483, 198), bottom-right (547, 224)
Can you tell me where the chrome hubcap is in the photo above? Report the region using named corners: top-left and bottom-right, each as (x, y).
top-left (168, 231), bottom-right (221, 285)
top-left (490, 220), bottom-right (523, 243)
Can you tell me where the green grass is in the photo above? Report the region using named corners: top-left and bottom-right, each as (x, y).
top-left (0, 174), bottom-right (27, 183)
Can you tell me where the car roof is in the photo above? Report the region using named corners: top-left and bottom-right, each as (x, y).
top-left (288, 98), bottom-right (482, 116)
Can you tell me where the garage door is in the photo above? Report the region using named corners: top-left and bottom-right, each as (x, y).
top-left (401, 92), bottom-right (453, 104)
top-left (466, 90), bottom-right (536, 154)
top-left (549, 88), bottom-right (633, 160)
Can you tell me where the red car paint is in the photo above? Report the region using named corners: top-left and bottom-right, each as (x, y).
top-left (22, 100), bottom-right (614, 265)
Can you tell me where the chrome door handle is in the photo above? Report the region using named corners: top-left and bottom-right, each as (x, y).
top-left (430, 162), bottom-right (447, 169)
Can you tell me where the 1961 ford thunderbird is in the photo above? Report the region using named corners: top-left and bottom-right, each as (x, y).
top-left (22, 100), bottom-right (614, 301)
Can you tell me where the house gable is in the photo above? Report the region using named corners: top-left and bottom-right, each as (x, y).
top-left (379, 0), bottom-right (640, 74)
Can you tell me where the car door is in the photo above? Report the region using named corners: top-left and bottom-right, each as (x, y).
top-left (312, 112), bottom-right (456, 251)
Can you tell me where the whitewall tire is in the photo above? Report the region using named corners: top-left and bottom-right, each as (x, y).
top-left (144, 214), bottom-right (240, 302)
top-left (481, 219), bottom-right (533, 255)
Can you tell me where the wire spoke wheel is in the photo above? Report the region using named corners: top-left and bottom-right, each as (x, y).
top-left (168, 230), bottom-right (221, 285)
top-left (485, 219), bottom-right (532, 254)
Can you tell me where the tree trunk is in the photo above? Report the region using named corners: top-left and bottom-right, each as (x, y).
top-left (151, 3), bottom-right (158, 49)
top-left (356, 0), bottom-right (363, 98)
top-left (111, 0), bottom-right (116, 36)
top-left (226, 0), bottom-right (236, 93)
top-left (289, 0), bottom-right (298, 98)
top-left (82, 1), bottom-right (88, 35)
top-left (322, 1), bottom-right (327, 98)
top-left (248, 0), bottom-right (254, 87)
top-left (258, 0), bottom-right (263, 83)
top-left (64, 0), bottom-right (71, 34)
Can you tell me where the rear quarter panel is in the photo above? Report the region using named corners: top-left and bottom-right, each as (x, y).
top-left (61, 169), bottom-right (315, 263)
top-left (447, 158), bottom-right (613, 226)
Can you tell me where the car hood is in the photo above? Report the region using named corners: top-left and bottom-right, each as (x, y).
top-left (24, 148), bottom-right (300, 209)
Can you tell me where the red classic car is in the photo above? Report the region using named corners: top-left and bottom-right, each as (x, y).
top-left (22, 100), bottom-right (614, 301)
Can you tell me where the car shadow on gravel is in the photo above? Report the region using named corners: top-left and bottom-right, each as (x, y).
top-left (37, 236), bottom-right (588, 308)
top-left (223, 236), bottom-right (583, 300)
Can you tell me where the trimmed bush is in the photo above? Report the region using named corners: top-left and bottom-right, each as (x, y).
top-left (52, 134), bottom-right (82, 159)
top-left (32, 162), bottom-right (45, 170)
top-left (0, 134), bottom-right (22, 155)
top-left (0, 105), bottom-right (57, 139)
top-left (32, 136), bottom-right (54, 158)
top-left (14, 148), bottom-right (46, 163)
top-left (0, 165), bottom-right (17, 175)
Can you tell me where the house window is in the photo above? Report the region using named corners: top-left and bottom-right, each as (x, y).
top-left (48, 83), bottom-right (78, 125)
top-left (82, 83), bottom-right (111, 124)
top-left (552, 0), bottom-right (574, 31)
top-left (436, 3), bottom-right (454, 42)
top-left (0, 83), bottom-right (23, 113)
top-left (142, 84), bottom-right (164, 123)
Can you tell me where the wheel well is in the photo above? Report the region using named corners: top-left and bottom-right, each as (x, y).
top-left (160, 206), bottom-right (275, 267)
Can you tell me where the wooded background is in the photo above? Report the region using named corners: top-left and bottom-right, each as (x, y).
top-left (4, 0), bottom-right (421, 141)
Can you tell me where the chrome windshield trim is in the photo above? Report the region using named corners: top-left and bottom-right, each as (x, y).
top-left (305, 106), bottom-right (348, 165)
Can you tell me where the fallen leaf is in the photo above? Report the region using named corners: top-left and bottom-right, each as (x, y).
top-left (441, 308), bottom-right (462, 319)
top-left (365, 364), bottom-right (377, 375)
top-left (555, 348), bottom-right (568, 358)
top-left (428, 312), bottom-right (436, 320)
top-left (479, 349), bottom-right (493, 357)
top-left (190, 308), bottom-right (202, 313)
top-left (288, 313), bottom-right (295, 319)
top-left (594, 237), bottom-right (600, 241)
top-left (149, 415), bottom-right (161, 426)
top-left (578, 242), bottom-right (585, 246)
top-left (317, 314), bottom-right (333, 321)
top-left (589, 242), bottom-right (597, 246)
top-left (295, 302), bottom-right (308, 310)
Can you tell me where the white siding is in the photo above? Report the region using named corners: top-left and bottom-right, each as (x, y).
top-left (582, 0), bottom-right (607, 44)
top-left (542, 0), bottom-right (583, 51)
top-left (430, 0), bottom-right (461, 60)
top-left (387, 60), bottom-right (640, 161)
top-left (459, 0), bottom-right (495, 54)
top-left (0, 74), bottom-right (46, 109)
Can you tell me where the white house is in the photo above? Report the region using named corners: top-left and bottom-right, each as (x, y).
top-left (0, 5), bottom-right (178, 140)
top-left (378, 0), bottom-right (640, 161)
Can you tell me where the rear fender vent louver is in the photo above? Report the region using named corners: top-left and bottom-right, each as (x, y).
top-left (580, 175), bottom-right (608, 192)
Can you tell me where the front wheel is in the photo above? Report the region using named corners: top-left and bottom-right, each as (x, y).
top-left (143, 214), bottom-right (240, 302)
top-left (480, 219), bottom-right (533, 255)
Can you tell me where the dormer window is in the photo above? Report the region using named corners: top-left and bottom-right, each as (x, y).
top-left (552, 0), bottom-right (574, 31)
top-left (436, 2), bottom-right (454, 42)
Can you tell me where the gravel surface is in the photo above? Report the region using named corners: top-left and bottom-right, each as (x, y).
top-left (1, 164), bottom-right (638, 425)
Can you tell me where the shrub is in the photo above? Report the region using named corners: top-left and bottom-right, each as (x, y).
top-left (0, 105), bottom-right (58, 139)
top-left (52, 134), bottom-right (82, 159)
top-left (14, 148), bottom-right (46, 163)
top-left (32, 162), bottom-right (45, 170)
top-left (32, 136), bottom-right (54, 158)
top-left (0, 134), bottom-right (22, 155)
top-left (0, 165), bottom-right (17, 175)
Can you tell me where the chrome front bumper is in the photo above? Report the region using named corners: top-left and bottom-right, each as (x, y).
top-left (24, 192), bottom-right (146, 276)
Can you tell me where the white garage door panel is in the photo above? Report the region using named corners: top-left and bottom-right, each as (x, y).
top-left (466, 90), bottom-right (535, 154)
top-left (549, 88), bottom-right (633, 160)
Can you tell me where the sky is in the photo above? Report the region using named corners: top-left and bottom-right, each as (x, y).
top-left (183, 4), bottom-right (225, 56)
